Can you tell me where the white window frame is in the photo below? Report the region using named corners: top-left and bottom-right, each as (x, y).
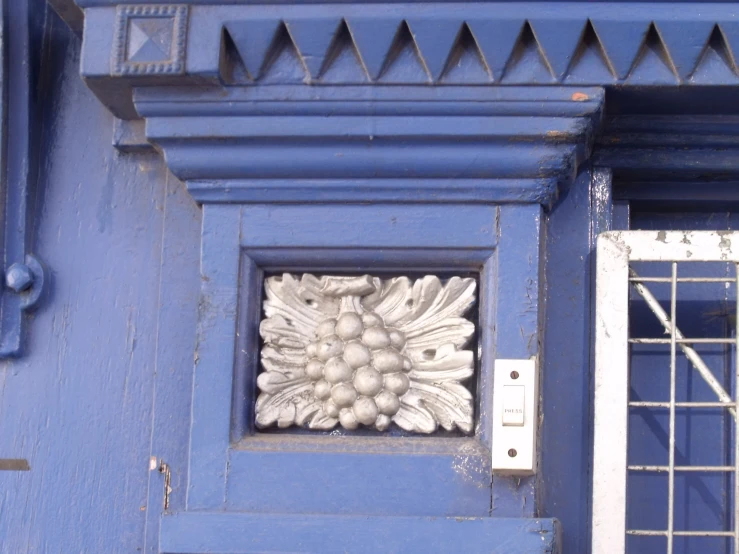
top-left (593, 230), bottom-right (739, 554)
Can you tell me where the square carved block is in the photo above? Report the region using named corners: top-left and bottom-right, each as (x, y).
top-left (256, 273), bottom-right (477, 434)
top-left (112, 5), bottom-right (188, 76)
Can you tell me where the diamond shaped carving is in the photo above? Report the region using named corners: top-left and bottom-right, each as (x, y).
top-left (127, 18), bottom-right (174, 62)
top-left (113, 5), bottom-right (188, 76)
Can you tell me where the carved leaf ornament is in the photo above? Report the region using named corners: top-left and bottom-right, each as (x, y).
top-left (256, 274), bottom-right (477, 434)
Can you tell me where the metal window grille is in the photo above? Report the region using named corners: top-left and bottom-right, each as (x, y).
top-left (593, 231), bottom-right (739, 554)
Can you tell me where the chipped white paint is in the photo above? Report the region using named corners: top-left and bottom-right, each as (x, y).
top-left (592, 230), bottom-right (739, 554)
top-left (491, 357), bottom-right (538, 475)
top-left (605, 230), bottom-right (739, 262)
top-left (592, 233), bottom-right (629, 554)
top-left (256, 274), bottom-right (477, 433)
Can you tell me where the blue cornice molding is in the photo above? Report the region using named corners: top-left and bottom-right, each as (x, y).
top-left (133, 85), bottom-right (602, 206)
top-left (77, 2), bottom-right (739, 119)
top-left (596, 114), bottom-right (739, 173)
top-left (73, 1), bottom-right (739, 206)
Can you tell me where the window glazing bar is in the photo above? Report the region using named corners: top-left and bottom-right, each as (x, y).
top-left (667, 262), bottom-right (677, 554)
top-left (628, 465), bottom-right (735, 472)
top-left (630, 268), bottom-right (736, 419)
top-left (630, 402), bottom-right (735, 408)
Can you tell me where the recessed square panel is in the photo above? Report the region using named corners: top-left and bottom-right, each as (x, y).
top-left (113, 5), bottom-right (188, 76)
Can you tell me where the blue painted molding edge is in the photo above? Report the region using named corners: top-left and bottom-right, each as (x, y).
top-left (76, 2), bottom-right (739, 119)
top-left (595, 114), bottom-right (739, 175)
top-left (133, 86), bottom-right (603, 206)
top-left (592, 114), bottom-right (739, 207)
top-left (159, 512), bottom-right (561, 554)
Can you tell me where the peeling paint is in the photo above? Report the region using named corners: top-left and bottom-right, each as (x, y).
top-left (450, 440), bottom-right (493, 489)
top-left (451, 451), bottom-right (493, 490)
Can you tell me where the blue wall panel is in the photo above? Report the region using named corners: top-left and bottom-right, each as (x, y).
top-left (0, 15), bottom-right (202, 553)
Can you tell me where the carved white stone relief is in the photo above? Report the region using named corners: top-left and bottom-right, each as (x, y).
top-left (256, 274), bottom-right (477, 434)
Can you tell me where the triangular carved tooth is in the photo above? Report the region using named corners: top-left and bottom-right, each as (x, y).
top-left (655, 20), bottom-right (715, 80)
top-left (565, 21), bottom-right (617, 83)
top-left (441, 23), bottom-right (491, 83)
top-left (718, 21), bottom-right (739, 70)
top-left (690, 25), bottom-right (739, 84)
top-left (466, 18), bottom-right (525, 81)
top-left (628, 24), bottom-right (679, 84)
top-left (529, 18), bottom-right (587, 80)
top-left (407, 18), bottom-right (464, 81)
top-left (285, 18), bottom-right (343, 79)
top-left (321, 21), bottom-right (369, 83)
top-left (379, 21), bottom-right (430, 83)
top-left (346, 18), bottom-right (401, 81)
top-left (221, 28), bottom-right (249, 83)
top-left (259, 24), bottom-right (308, 84)
top-left (500, 22), bottom-right (555, 84)
top-left (591, 19), bottom-right (650, 80)
top-left (224, 19), bottom-right (283, 80)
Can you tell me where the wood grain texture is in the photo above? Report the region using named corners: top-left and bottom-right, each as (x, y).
top-left (0, 12), bottom-right (196, 552)
top-left (142, 170), bottom-right (202, 553)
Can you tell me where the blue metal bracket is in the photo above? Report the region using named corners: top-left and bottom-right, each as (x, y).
top-left (0, 0), bottom-right (48, 358)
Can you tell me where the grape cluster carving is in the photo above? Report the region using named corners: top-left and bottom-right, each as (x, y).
top-left (257, 273), bottom-right (477, 434)
top-left (305, 310), bottom-right (412, 430)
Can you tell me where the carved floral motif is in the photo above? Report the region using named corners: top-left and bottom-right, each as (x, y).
top-left (256, 274), bottom-right (477, 434)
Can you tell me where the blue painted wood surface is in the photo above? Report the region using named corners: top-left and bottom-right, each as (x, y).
top-left (188, 206), bottom-right (240, 511)
top-left (159, 512), bottom-right (561, 554)
top-left (13, 1), bottom-right (739, 552)
top-left (188, 203), bottom-right (502, 520)
top-left (142, 170), bottom-right (201, 553)
top-left (491, 204), bottom-right (542, 518)
top-left (239, 204), bottom-right (497, 250)
top-left (75, 2), bottom-right (739, 122)
top-left (539, 166), bottom-right (612, 552)
top-left (186, 178), bottom-right (558, 205)
top-left (0, 11), bottom-right (201, 552)
top-left (139, 86), bottom-right (601, 207)
top-left (226, 440), bottom-right (493, 515)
